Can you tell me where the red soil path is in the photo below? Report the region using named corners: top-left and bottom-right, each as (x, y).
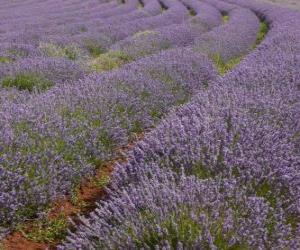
top-left (1, 134), bottom-right (144, 250)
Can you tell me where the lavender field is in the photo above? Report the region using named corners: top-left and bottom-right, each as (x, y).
top-left (0, 0), bottom-right (299, 249)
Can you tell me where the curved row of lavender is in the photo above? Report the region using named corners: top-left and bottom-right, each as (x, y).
top-left (0, 0), bottom-right (217, 103)
top-left (0, 0), bottom-right (164, 99)
top-left (0, 0), bottom-right (186, 87)
top-left (60, 0), bottom-right (300, 249)
top-left (110, 0), bottom-right (223, 60)
top-left (0, 25), bottom-right (218, 233)
top-left (195, 0), bottom-right (260, 61)
top-left (0, 0), bottom-right (265, 234)
top-left (0, 0), bottom-right (161, 63)
top-left (0, 0), bottom-right (260, 91)
top-left (55, 0), bottom-right (186, 47)
top-left (0, 0), bottom-right (162, 57)
top-left (0, 0), bottom-right (178, 46)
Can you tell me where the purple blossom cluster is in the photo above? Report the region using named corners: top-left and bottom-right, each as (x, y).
top-left (59, 0), bottom-right (300, 248)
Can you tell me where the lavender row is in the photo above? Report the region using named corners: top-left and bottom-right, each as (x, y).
top-left (0, 0), bottom-right (188, 88)
top-left (60, 0), bottom-right (300, 248)
top-left (180, 0), bottom-right (222, 29)
top-left (109, 0), bottom-right (259, 65)
top-left (0, 0), bottom-right (142, 45)
top-left (61, 166), bottom-right (300, 249)
top-left (110, 0), bottom-right (222, 60)
top-left (194, 0), bottom-right (260, 61)
top-left (48, 0), bottom-right (188, 50)
top-left (0, 48), bottom-right (217, 226)
top-left (0, 0), bottom-right (179, 63)
top-left (0, 0), bottom-right (120, 29)
top-left (0, 0), bottom-right (257, 97)
top-left (49, 0), bottom-right (162, 44)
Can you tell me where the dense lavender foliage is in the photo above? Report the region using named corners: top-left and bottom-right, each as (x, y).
top-left (62, 166), bottom-right (300, 249)
top-left (0, 57), bottom-right (85, 85)
top-left (111, 0), bottom-right (222, 60)
top-left (1, 0), bottom-right (299, 247)
top-left (194, 0), bottom-right (260, 61)
top-left (60, 0), bottom-right (300, 249)
top-left (0, 48), bottom-right (216, 226)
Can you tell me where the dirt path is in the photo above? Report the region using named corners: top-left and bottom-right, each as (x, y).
top-left (1, 134), bottom-right (144, 250)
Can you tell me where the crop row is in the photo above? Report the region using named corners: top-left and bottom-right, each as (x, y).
top-left (59, 0), bottom-right (300, 249)
top-left (0, 0), bottom-right (285, 246)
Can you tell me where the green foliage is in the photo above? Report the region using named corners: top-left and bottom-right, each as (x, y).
top-left (85, 40), bottom-right (106, 57)
top-left (255, 181), bottom-right (277, 208)
top-left (99, 130), bottom-right (115, 151)
top-left (70, 188), bottom-right (87, 208)
top-left (64, 47), bottom-right (77, 60)
top-left (191, 162), bottom-right (215, 179)
top-left (93, 175), bottom-right (111, 188)
top-left (211, 54), bottom-right (242, 75)
top-left (131, 120), bottom-right (143, 133)
top-left (8, 48), bottom-right (29, 57)
top-left (15, 204), bottom-right (40, 222)
top-left (19, 214), bottom-right (68, 243)
top-left (88, 50), bottom-right (133, 72)
top-left (127, 209), bottom-right (202, 249)
top-left (255, 21), bottom-right (268, 46)
top-left (140, 90), bottom-right (151, 101)
top-left (129, 208), bottom-right (246, 249)
top-left (79, 26), bottom-right (88, 32)
top-left (175, 96), bottom-right (188, 106)
top-left (222, 14), bottom-right (229, 23)
top-left (70, 189), bottom-right (80, 206)
top-left (0, 56), bottom-right (12, 63)
top-left (89, 157), bottom-right (106, 168)
top-left (2, 73), bottom-right (54, 92)
top-left (150, 108), bottom-right (162, 119)
top-left (202, 80), bottom-right (209, 89)
top-left (134, 30), bottom-right (157, 38)
top-left (266, 211), bottom-right (276, 236)
top-left (286, 214), bottom-right (299, 233)
top-left (186, 6), bottom-right (196, 16)
top-left (231, 132), bottom-right (240, 150)
top-left (162, 212), bottom-right (201, 248)
top-left (39, 42), bottom-right (81, 60)
top-left (149, 70), bottom-right (174, 85)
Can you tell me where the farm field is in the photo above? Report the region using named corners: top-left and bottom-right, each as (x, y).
top-left (258, 0), bottom-right (300, 10)
top-left (0, 0), bottom-right (299, 249)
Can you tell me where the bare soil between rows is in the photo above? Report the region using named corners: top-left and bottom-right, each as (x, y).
top-left (1, 134), bottom-right (144, 250)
